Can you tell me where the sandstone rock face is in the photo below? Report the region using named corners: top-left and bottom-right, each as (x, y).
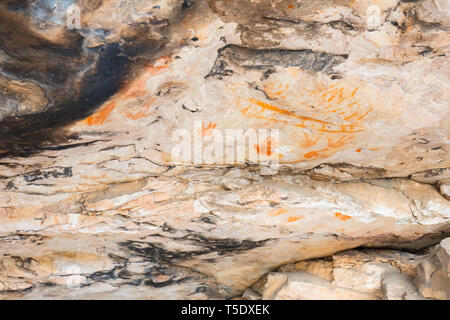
top-left (0, 0), bottom-right (449, 299)
top-left (416, 238), bottom-right (450, 300)
top-left (255, 248), bottom-right (429, 300)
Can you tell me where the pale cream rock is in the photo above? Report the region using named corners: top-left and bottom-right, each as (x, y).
top-left (416, 238), bottom-right (450, 300)
top-left (263, 272), bottom-right (378, 300)
top-left (278, 259), bottom-right (334, 281)
top-left (382, 272), bottom-right (424, 300)
top-left (307, 165), bottom-right (355, 182)
top-left (262, 273), bottom-right (289, 300)
top-left (417, 0), bottom-right (450, 26)
top-left (255, 248), bottom-right (430, 300)
top-left (83, 282), bottom-right (119, 294)
top-left (439, 180), bottom-right (450, 200)
top-left (331, 250), bottom-right (425, 299)
top-left (332, 263), bottom-right (393, 295)
top-left (242, 288), bottom-right (262, 300)
top-left (220, 168), bottom-right (261, 190)
top-left (332, 249), bottom-right (423, 278)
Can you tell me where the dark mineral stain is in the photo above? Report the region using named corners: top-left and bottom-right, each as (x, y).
top-left (127, 279), bottom-right (143, 286)
top-left (121, 234), bottom-right (271, 263)
top-left (144, 277), bottom-right (191, 288)
top-left (38, 139), bottom-right (105, 151)
top-left (329, 20), bottom-right (355, 31)
top-left (89, 267), bottom-right (120, 282)
top-left (413, 167), bottom-right (449, 179)
top-left (360, 227), bottom-right (450, 253)
top-left (182, 0), bottom-right (195, 10)
top-left (122, 241), bottom-right (205, 263)
top-left (162, 223), bottom-right (178, 234)
top-left (0, 1), bottom-right (184, 159)
top-left (205, 60), bottom-right (234, 79)
top-left (206, 44), bottom-right (348, 78)
top-left (0, 40), bottom-right (131, 158)
top-left (199, 216), bottom-right (216, 224)
top-left (0, 233), bottom-right (48, 245)
top-left (118, 269), bottom-right (133, 279)
top-left (174, 233), bottom-right (272, 256)
top-left (22, 166), bottom-right (72, 183)
top-left (5, 0), bottom-right (28, 13)
top-left (5, 181), bottom-right (15, 190)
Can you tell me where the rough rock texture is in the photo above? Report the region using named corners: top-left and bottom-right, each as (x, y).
top-left (0, 0), bottom-right (449, 299)
top-left (252, 239), bottom-right (450, 300)
top-left (416, 238), bottom-right (450, 300)
top-left (253, 247), bottom-right (429, 300)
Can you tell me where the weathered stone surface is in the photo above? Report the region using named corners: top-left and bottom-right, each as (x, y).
top-left (439, 180), bottom-right (450, 200)
top-left (256, 248), bottom-right (428, 300)
top-left (416, 238), bottom-right (450, 300)
top-left (0, 0), bottom-right (449, 299)
top-left (263, 271), bottom-right (379, 300)
top-left (278, 258), bottom-right (334, 281)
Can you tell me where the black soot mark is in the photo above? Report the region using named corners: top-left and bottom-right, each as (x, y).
top-left (0, 2), bottom-right (173, 158)
top-left (0, 42), bottom-right (130, 158)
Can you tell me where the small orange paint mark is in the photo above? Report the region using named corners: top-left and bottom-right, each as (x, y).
top-left (287, 216), bottom-right (302, 223)
top-left (125, 106), bottom-right (150, 120)
top-left (269, 208), bottom-right (288, 217)
top-left (357, 107), bottom-right (372, 120)
top-left (240, 106), bottom-right (251, 115)
top-left (256, 138), bottom-right (277, 156)
top-left (86, 101), bottom-right (116, 126)
top-left (126, 110), bottom-right (145, 120)
top-left (304, 151), bottom-right (320, 159)
top-left (328, 93), bottom-right (340, 102)
top-left (335, 212), bottom-right (351, 221)
top-left (201, 122), bottom-right (217, 137)
top-left (317, 125), bottom-right (364, 133)
top-left (356, 148), bottom-right (362, 153)
top-left (344, 112), bottom-right (358, 121)
top-left (287, 4), bottom-right (294, 9)
top-left (249, 99), bottom-right (330, 125)
top-left (320, 88), bottom-right (338, 100)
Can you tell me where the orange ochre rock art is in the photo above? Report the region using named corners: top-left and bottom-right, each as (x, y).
top-left (201, 122), bottom-right (218, 137)
top-left (268, 208), bottom-right (289, 217)
top-left (82, 52), bottom-right (376, 167)
top-left (84, 56), bottom-right (172, 126)
top-left (268, 208), bottom-right (303, 223)
top-left (238, 82), bottom-right (374, 163)
top-left (334, 212), bottom-right (352, 221)
top-left (255, 137), bottom-right (278, 157)
top-left (287, 216), bottom-right (303, 223)
top-left (85, 101), bottom-right (117, 126)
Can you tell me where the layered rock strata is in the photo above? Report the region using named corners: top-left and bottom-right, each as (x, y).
top-left (0, 0), bottom-right (449, 299)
